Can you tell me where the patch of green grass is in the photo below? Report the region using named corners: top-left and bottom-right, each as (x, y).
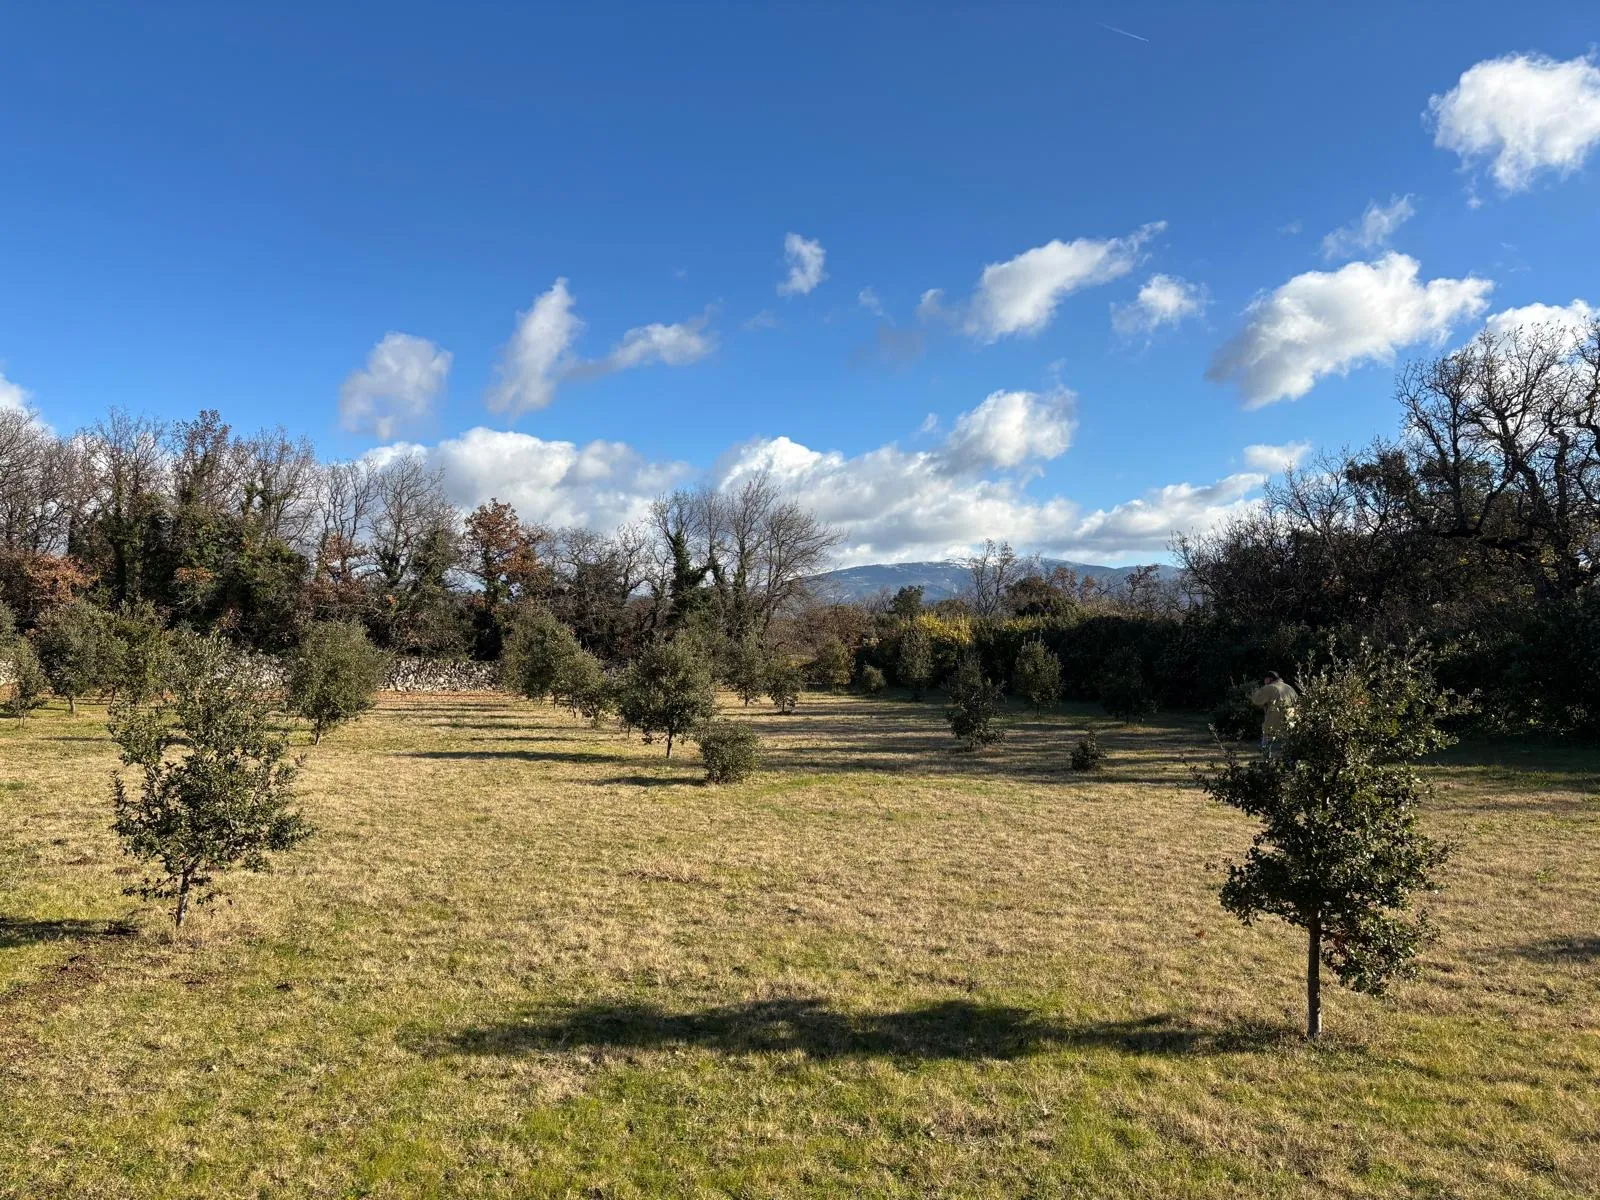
top-left (1, 692), bottom-right (1597, 1197)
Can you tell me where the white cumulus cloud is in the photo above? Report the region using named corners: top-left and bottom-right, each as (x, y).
top-left (1243, 441), bottom-right (1312, 473)
top-left (338, 333), bottom-right (452, 439)
top-left (1207, 253), bottom-right (1493, 408)
top-left (1112, 274), bottom-right (1209, 337)
top-left (939, 388), bottom-right (1076, 474)
top-left (777, 233), bottom-right (827, 296)
top-left (486, 278), bottom-right (585, 416)
top-left (486, 280), bottom-right (716, 415)
top-left (1429, 53), bottom-right (1600, 194)
top-left (382, 385), bottom-right (1265, 564)
top-left (0, 367), bottom-right (29, 412)
top-left (963, 222), bottom-right (1165, 341)
top-left (1320, 195), bottom-right (1416, 260)
top-left (1483, 298), bottom-right (1597, 341)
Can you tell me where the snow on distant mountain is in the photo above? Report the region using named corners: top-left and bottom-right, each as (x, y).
top-left (810, 559), bottom-right (1182, 603)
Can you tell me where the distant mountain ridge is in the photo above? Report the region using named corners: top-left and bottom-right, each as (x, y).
top-left (811, 559), bottom-right (1182, 603)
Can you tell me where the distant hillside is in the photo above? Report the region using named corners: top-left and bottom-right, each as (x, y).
top-left (810, 559), bottom-right (1182, 603)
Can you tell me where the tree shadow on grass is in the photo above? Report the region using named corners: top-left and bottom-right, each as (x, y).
top-left (1515, 936), bottom-right (1600, 963)
top-left (0, 917), bottom-right (136, 949)
top-left (592, 774), bottom-right (699, 789)
top-left (437, 999), bottom-right (1293, 1061)
top-left (402, 749), bottom-right (624, 765)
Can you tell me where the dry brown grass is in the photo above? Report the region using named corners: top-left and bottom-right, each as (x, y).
top-left (1, 689), bottom-right (1596, 1197)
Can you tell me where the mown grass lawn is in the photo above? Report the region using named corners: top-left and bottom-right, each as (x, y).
top-left (1, 690), bottom-right (1596, 1198)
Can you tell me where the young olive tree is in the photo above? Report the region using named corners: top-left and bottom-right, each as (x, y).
top-left (897, 622), bottom-right (934, 699)
top-left (617, 641), bottom-right (716, 757)
top-left (284, 619), bottom-right (389, 744)
top-left (724, 635), bottom-right (770, 707)
top-left (946, 651), bottom-right (1005, 749)
top-left (1013, 640), bottom-right (1062, 711)
top-left (766, 658), bottom-right (802, 714)
top-left (5, 639), bottom-right (50, 719)
top-left (1199, 641), bottom-right (1461, 1038)
top-left (110, 632), bottom-right (312, 928)
top-left (554, 646), bottom-right (612, 725)
top-left (33, 601), bottom-right (120, 714)
top-left (503, 605), bottom-right (581, 703)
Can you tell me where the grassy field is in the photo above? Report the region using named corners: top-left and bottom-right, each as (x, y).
top-left (1, 689), bottom-right (1597, 1198)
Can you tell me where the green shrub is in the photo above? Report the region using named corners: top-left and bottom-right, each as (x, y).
top-left (1070, 729), bottom-right (1105, 771)
top-left (1210, 679), bottom-right (1263, 742)
top-left (1097, 646), bottom-right (1156, 722)
top-left (0, 600), bottom-right (16, 648)
top-left (618, 641), bottom-right (716, 757)
top-left (696, 720), bottom-right (761, 783)
top-left (33, 601), bottom-right (119, 714)
top-left (503, 605), bottom-right (580, 702)
top-left (555, 648), bottom-right (612, 725)
top-left (1013, 640), bottom-right (1062, 711)
top-left (5, 639), bottom-right (50, 719)
top-left (110, 603), bottom-right (171, 705)
top-left (284, 619), bottom-right (389, 744)
top-left (897, 622), bottom-right (934, 699)
top-left (724, 636), bottom-right (769, 706)
top-left (809, 639), bottom-right (852, 691)
top-left (858, 664), bottom-right (887, 695)
top-left (946, 652), bottom-right (1005, 749)
top-left (767, 659), bottom-right (802, 714)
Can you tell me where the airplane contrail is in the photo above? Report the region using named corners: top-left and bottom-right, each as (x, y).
top-left (1098, 22), bottom-right (1150, 43)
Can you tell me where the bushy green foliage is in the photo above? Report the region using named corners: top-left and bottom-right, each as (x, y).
top-left (503, 605), bottom-right (581, 702)
top-left (724, 636), bottom-right (770, 706)
top-left (110, 602), bottom-right (172, 705)
top-left (555, 647), bottom-right (612, 725)
top-left (809, 639), bottom-right (852, 691)
top-left (1012, 640), bottom-right (1062, 711)
top-left (0, 600), bottom-right (16, 648)
top-left (897, 621), bottom-right (934, 699)
top-left (946, 652), bottom-right (1005, 749)
top-left (1097, 645), bottom-right (1156, 722)
top-left (5, 639), bottom-right (50, 719)
top-left (767, 659), bottom-right (802, 714)
top-left (33, 601), bottom-right (120, 714)
top-left (284, 619), bottom-right (388, 744)
top-left (858, 664), bottom-right (886, 695)
top-left (1198, 640), bottom-right (1463, 1037)
top-left (618, 641), bottom-right (716, 757)
top-left (1070, 729), bottom-right (1105, 771)
top-left (1210, 679), bottom-right (1264, 742)
top-left (110, 632), bottom-right (312, 927)
top-left (890, 585), bottom-right (924, 618)
top-left (696, 719), bottom-right (761, 783)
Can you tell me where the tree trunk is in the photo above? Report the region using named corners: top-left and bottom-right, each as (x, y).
top-left (1306, 915), bottom-right (1323, 1040)
top-left (665, 732), bottom-right (674, 758)
top-left (175, 874), bottom-right (192, 929)
top-left (314, 727), bottom-right (323, 745)
top-left (68, 694), bottom-right (77, 716)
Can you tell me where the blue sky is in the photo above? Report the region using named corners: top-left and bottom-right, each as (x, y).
top-left (3, 2), bottom-right (1598, 563)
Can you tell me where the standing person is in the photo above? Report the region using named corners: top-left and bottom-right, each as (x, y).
top-left (1250, 671), bottom-right (1298, 760)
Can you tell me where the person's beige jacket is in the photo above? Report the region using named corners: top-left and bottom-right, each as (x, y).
top-left (1250, 680), bottom-right (1298, 737)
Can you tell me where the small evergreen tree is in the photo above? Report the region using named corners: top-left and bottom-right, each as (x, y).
top-left (284, 619), bottom-right (388, 744)
top-left (696, 720), bottom-right (761, 783)
top-left (946, 651), bottom-right (1005, 749)
top-left (617, 641), bottom-right (716, 757)
top-left (767, 658), bottom-right (802, 714)
top-left (33, 601), bottom-right (119, 714)
top-left (503, 605), bottom-right (580, 702)
top-left (898, 621), bottom-right (934, 699)
top-left (110, 602), bottom-right (171, 705)
top-left (858, 664), bottom-right (887, 695)
top-left (110, 632), bottom-right (312, 928)
top-left (555, 647), bottom-right (612, 725)
top-left (725, 635), bottom-right (770, 707)
top-left (1069, 728), bottom-right (1105, 771)
top-left (1199, 641), bottom-right (1461, 1039)
top-left (5, 640), bottom-right (49, 719)
top-left (1013, 640), bottom-right (1062, 711)
top-left (1097, 646), bottom-right (1156, 722)
top-left (809, 639), bottom-right (853, 691)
